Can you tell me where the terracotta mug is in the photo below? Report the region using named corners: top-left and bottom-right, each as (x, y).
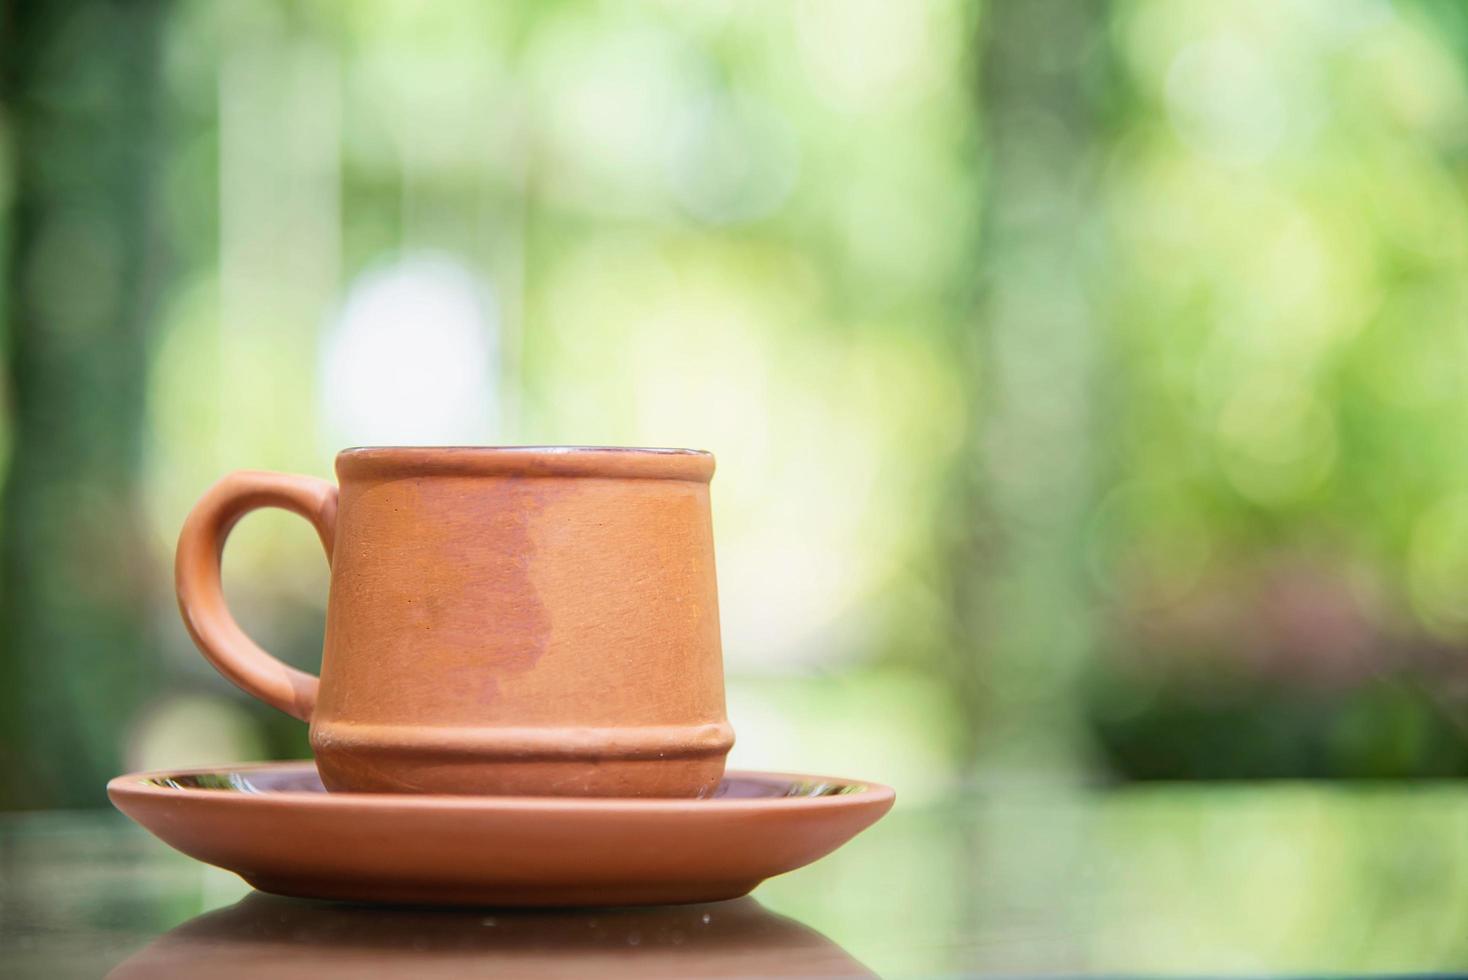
top-left (175, 447), bottom-right (733, 797)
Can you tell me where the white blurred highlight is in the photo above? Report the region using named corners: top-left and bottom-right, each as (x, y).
top-left (320, 254), bottom-right (499, 448)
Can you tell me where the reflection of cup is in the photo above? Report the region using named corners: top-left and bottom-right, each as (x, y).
top-left (175, 447), bottom-right (733, 797)
top-left (107, 893), bottom-right (875, 979)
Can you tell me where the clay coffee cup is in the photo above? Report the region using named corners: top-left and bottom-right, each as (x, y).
top-left (175, 447), bottom-right (734, 797)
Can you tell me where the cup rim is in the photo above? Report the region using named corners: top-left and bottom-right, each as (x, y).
top-left (340, 445), bottom-right (708, 456)
top-left (335, 446), bottom-right (715, 481)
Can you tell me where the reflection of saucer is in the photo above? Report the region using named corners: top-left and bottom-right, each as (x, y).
top-left (108, 762), bottom-right (893, 907)
top-left (108, 892), bottom-right (874, 978)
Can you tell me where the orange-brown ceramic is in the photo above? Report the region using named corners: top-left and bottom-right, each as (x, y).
top-left (107, 762), bottom-right (896, 908)
top-left (175, 447), bottom-right (732, 797)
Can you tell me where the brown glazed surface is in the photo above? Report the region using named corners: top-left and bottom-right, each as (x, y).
top-left (107, 763), bottom-right (896, 908)
top-left (175, 447), bottom-right (733, 797)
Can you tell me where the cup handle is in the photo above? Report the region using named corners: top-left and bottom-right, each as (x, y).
top-left (175, 470), bottom-right (337, 722)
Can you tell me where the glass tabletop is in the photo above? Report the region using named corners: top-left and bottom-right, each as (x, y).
top-left (5, 782), bottom-right (1468, 977)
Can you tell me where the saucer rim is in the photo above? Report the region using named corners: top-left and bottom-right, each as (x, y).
top-left (107, 761), bottom-right (896, 812)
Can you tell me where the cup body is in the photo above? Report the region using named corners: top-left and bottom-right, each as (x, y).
top-left (308, 447), bottom-right (732, 796)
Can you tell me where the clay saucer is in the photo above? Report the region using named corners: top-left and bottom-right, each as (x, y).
top-left (108, 762), bottom-right (894, 908)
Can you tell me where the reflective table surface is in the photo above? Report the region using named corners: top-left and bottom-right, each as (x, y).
top-left (6, 782), bottom-right (1468, 977)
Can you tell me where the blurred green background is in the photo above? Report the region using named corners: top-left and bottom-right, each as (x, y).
top-left (6, 0), bottom-right (1468, 809)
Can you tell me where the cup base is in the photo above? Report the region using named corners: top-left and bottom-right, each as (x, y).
top-left (310, 718), bottom-right (734, 798)
top-left (315, 750), bottom-right (727, 798)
